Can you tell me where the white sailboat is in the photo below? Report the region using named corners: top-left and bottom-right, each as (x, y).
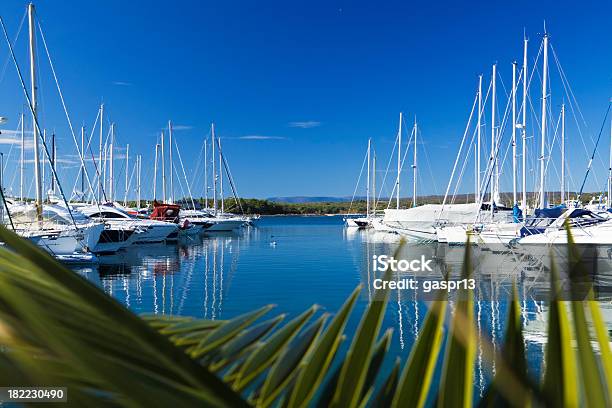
top-left (0, 3), bottom-right (101, 262)
top-left (345, 138), bottom-right (377, 228)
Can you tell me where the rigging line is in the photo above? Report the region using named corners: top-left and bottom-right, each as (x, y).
top-left (348, 144), bottom-right (369, 215)
top-left (375, 131), bottom-right (397, 209)
top-left (173, 136), bottom-right (196, 210)
top-left (126, 158), bottom-right (137, 202)
top-left (461, 75), bottom-right (493, 203)
top-left (543, 107), bottom-right (563, 177)
top-left (464, 78), bottom-right (493, 202)
top-left (551, 45), bottom-right (606, 176)
top-left (5, 114), bottom-right (23, 191)
top-left (68, 109), bottom-right (100, 201)
top-left (451, 118), bottom-right (478, 203)
top-left (217, 138), bottom-right (245, 214)
top-left (487, 64), bottom-right (518, 192)
top-left (387, 124), bottom-right (415, 209)
top-left (439, 87), bottom-right (478, 219)
top-left (0, 180), bottom-right (15, 231)
top-left (37, 20), bottom-right (99, 208)
top-left (577, 102), bottom-right (612, 198)
top-left (190, 137), bottom-right (206, 191)
top-left (550, 44), bottom-right (587, 127)
top-left (0, 8), bottom-right (25, 86)
top-left (88, 123), bottom-right (112, 203)
top-left (421, 129), bottom-right (439, 197)
top-left (0, 15), bottom-right (79, 229)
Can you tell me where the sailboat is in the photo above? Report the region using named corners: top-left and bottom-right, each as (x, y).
top-left (180, 123), bottom-right (248, 232)
top-left (377, 114), bottom-right (452, 241)
top-left (345, 138), bottom-right (377, 228)
top-left (0, 3), bottom-right (103, 262)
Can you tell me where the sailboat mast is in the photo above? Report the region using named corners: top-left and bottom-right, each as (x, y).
top-left (372, 151), bottom-right (376, 217)
top-left (204, 139), bottom-right (208, 208)
top-left (477, 75), bottom-right (482, 201)
top-left (19, 112), bottom-right (24, 201)
top-left (161, 131), bottom-right (166, 202)
top-left (396, 112), bottom-right (402, 209)
top-left (607, 120), bottom-right (612, 208)
top-left (168, 120), bottom-right (174, 203)
top-left (522, 36), bottom-right (528, 213)
top-left (51, 133), bottom-right (56, 194)
top-left (80, 125), bottom-right (85, 200)
top-left (124, 143), bottom-right (129, 206)
top-left (28, 3), bottom-right (42, 221)
top-left (211, 123), bottom-right (217, 213)
top-left (109, 123), bottom-right (115, 202)
top-left (412, 118), bottom-right (417, 207)
top-left (99, 103), bottom-right (104, 202)
top-left (103, 138), bottom-right (107, 197)
top-left (491, 63), bottom-right (497, 205)
top-left (137, 155), bottom-right (141, 209)
top-left (366, 139), bottom-right (371, 218)
top-left (512, 61), bottom-right (517, 205)
top-left (539, 33), bottom-right (549, 209)
top-left (561, 104), bottom-right (566, 204)
top-left (219, 136), bottom-right (224, 213)
top-left (153, 143), bottom-right (159, 200)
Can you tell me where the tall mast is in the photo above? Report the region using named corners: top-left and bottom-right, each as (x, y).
top-left (539, 33), bottom-right (549, 209)
top-left (366, 138), bottom-right (371, 218)
top-left (28, 3), bottom-right (42, 221)
top-left (512, 61), bottom-right (517, 205)
top-left (606, 120), bottom-right (612, 208)
top-left (372, 151), bottom-right (376, 216)
top-left (109, 123), bottom-right (115, 202)
top-left (103, 138), bottom-right (107, 197)
top-left (219, 136), bottom-right (224, 213)
top-left (161, 131), bottom-right (166, 202)
top-left (98, 103), bottom-right (104, 202)
top-left (168, 120), bottom-right (174, 203)
top-left (41, 130), bottom-right (46, 197)
top-left (561, 104), bottom-right (566, 204)
top-left (412, 118), bottom-right (417, 207)
top-left (137, 155), bottom-right (141, 209)
top-left (50, 133), bottom-right (55, 194)
top-left (204, 139), bottom-right (208, 208)
top-left (211, 123), bottom-right (217, 213)
top-left (153, 143), bottom-right (159, 200)
top-left (219, 140), bottom-right (225, 213)
top-left (396, 112), bottom-right (402, 209)
top-left (124, 143), bottom-right (129, 206)
top-left (80, 125), bottom-right (85, 200)
top-left (522, 36), bottom-right (528, 213)
top-left (477, 75), bottom-right (482, 201)
top-left (19, 112), bottom-right (24, 201)
top-left (491, 63), bottom-right (497, 205)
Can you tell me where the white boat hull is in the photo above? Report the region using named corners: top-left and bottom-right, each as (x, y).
top-left (205, 219), bottom-right (246, 231)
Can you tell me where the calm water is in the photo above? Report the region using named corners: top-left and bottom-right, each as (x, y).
top-left (74, 215), bottom-right (612, 401)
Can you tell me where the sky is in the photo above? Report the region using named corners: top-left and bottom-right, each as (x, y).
top-left (0, 0), bottom-right (610, 200)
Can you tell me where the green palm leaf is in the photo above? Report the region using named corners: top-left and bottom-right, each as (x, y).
top-left (437, 241), bottom-right (475, 408)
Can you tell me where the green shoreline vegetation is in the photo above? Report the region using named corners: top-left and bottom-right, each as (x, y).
top-left (195, 192), bottom-right (602, 215)
top-left (49, 191), bottom-right (601, 216)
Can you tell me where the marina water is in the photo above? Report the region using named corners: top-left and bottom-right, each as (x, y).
top-left (73, 215), bottom-right (612, 398)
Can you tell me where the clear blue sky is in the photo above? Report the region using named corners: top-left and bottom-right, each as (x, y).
top-left (0, 0), bottom-right (610, 200)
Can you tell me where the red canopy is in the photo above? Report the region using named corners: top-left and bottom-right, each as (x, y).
top-left (150, 201), bottom-right (181, 223)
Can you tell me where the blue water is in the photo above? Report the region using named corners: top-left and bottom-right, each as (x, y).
top-left (75, 215), bottom-right (586, 401)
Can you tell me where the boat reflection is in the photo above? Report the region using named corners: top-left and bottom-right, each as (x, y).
top-left (73, 232), bottom-right (242, 319)
top-left (352, 227), bottom-right (612, 394)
